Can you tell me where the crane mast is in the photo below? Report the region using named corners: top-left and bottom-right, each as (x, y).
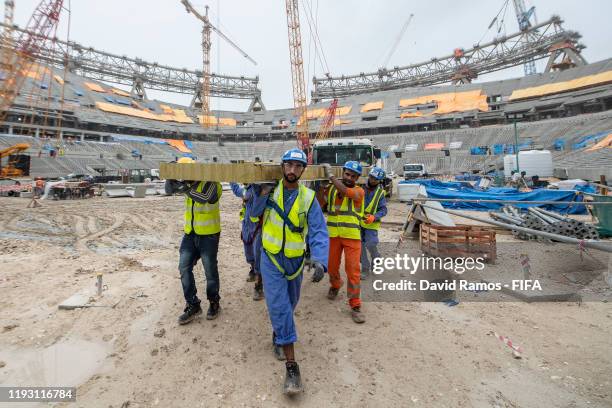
top-left (0, 0), bottom-right (64, 118)
top-left (513, 0), bottom-right (537, 76)
top-left (180, 0), bottom-right (256, 128)
top-left (284, 0), bottom-right (309, 154)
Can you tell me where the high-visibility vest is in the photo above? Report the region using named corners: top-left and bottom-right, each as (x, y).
top-left (326, 185), bottom-right (364, 240)
top-left (239, 204), bottom-right (260, 224)
top-left (262, 180), bottom-right (315, 260)
top-left (360, 186), bottom-right (385, 230)
top-left (184, 182), bottom-right (222, 235)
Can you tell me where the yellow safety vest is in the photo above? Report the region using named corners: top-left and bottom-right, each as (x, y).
top-left (262, 180), bottom-right (315, 261)
top-left (360, 186), bottom-right (385, 230)
top-left (327, 185), bottom-right (364, 240)
top-left (184, 182), bottom-right (222, 235)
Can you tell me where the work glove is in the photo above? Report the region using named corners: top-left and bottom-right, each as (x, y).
top-left (364, 214), bottom-right (376, 224)
top-left (311, 262), bottom-right (325, 283)
top-left (170, 180), bottom-right (189, 193)
top-left (322, 163), bottom-right (334, 180)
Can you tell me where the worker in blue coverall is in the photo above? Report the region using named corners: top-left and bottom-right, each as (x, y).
top-left (360, 167), bottom-right (388, 280)
top-left (230, 182), bottom-right (264, 300)
top-left (251, 148), bottom-right (329, 395)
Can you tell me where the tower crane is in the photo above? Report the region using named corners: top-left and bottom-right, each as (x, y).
top-left (1, 0), bottom-right (14, 67)
top-left (0, 0), bottom-right (64, 119)
top-left (512, 0), bottom-right (538, 76)
top-left (284, 0), bottom-right (309, 155)
top-left (180, 0), bottom-right (257, 128)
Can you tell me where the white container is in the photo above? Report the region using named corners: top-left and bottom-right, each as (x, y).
top-left (397, 183), bottom-right (427, 202)
top-left (503, 150), bottom-right (553, 177)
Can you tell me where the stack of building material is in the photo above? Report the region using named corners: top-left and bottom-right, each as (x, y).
top-left (490, 205), bottom-right (599, 241)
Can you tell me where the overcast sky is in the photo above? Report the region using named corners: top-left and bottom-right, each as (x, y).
top-left (12, 0), bottom-right (612, 111)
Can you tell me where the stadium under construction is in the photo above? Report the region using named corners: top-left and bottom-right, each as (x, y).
top-left (1, 1), bottom-right (612, 406)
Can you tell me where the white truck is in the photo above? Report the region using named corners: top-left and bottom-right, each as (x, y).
top-left (311, 138), bottom-right (392, 196)
top-left (403, 163), bottom-right (427, 180)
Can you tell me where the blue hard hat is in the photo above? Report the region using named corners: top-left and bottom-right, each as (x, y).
top-left (343, 160), bottom-right (362, 175)
top-left (369, 166), bottom-right (385, 180)
top-left (281, 148), bottom-right (308, 166)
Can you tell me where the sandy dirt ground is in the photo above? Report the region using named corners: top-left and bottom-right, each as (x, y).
top-left (0, 193), bottom-right (611, 408)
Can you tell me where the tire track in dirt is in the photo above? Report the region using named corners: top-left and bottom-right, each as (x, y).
top-left (86, 216), bottom-right (99, 235)
top-left (75, 213), bottom-right (126, 252)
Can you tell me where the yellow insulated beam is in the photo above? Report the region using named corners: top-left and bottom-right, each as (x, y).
top-left (160, 162), bottom-right (367, 183)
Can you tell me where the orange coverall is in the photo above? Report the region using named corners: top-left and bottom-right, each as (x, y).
top-left (320, 186), bottom-right (364, 309)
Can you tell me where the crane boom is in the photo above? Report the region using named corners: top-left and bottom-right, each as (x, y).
top-left (180, 0), bottom-right (257, 66)
top-left (382, 13), bottom-right (414, 68)
top-left (0, 143), bottom-right (30, 158)
top-left (314, 98), bottom-right (337, 141)
top-left (284, 0), bottom-right (309, 154)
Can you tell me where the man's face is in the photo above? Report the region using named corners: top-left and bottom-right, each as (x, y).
top-left (367, 176), bottom-right (380, 188)
top-left (282, 161), bottom-right (305, 183)
top-left (342, 170), bottom-right (360, 187)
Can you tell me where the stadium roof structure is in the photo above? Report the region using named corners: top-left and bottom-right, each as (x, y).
top-left (0, 22), bottom-right (265, 111)
top-left (312, 16), bottom-right (587, 101)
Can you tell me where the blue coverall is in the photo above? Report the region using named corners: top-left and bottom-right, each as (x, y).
top-left (230, 183), bottom-right (263, 275)
top-left (360, 187), bottom-right (388, 274)
top-left (251, 184), bottom-right (329, 345)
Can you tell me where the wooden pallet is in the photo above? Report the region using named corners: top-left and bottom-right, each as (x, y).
top-left (420, 224), bottom-right (497, 263)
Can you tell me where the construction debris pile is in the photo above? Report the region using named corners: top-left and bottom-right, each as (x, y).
top-left (490, 205), bottom-right (600, 241)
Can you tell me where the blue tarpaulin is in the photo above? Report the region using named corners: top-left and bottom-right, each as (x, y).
top-left (400, 179), bottom-right (587, 214)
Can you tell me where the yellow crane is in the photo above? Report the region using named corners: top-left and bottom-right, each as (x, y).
top-left (284, 0), bottom-right (310, 155)
top-left (0, 143), bottom-right (29, 177)
top-left (180, 0), bottom-right (257, 128)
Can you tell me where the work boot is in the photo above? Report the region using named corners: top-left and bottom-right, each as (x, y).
top-left (327, 287), bottom-right (339, 300)
top-left (351, 307), bottom-right (366, 324)
top-left (246, 267), bottom-right (256, 282)
top-left (178, 303), bottom-right (202, 325)
top-left (283, 361), bottom-right (303, 395)
top-left (206, 301), bottom-right (220, 320)
top-left (253, 281), bottom-right (264, 301)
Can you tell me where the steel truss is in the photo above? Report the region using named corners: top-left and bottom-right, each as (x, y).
top-left (312, 16), bottom-right (585, 101)
top-left (0, 22), bottom-right (263, 106)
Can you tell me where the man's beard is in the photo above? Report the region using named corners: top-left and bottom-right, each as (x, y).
top-left (367, 180), bottom-right (377, 189)
top-left (283, 173), bottom-right (299, 183)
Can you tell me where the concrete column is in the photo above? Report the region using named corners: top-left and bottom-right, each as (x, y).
top-left (81, 132), bottom-right (85, 142)
top-left (35, 128), bottom-right (39, 138)
top-left (8, 125), bottom-right (13, 135)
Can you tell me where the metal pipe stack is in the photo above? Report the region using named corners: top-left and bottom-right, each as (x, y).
top-left (489, 205), bottom-right (599, 241)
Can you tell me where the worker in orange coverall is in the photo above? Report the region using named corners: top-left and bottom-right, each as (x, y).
top-left (317, 161), bottom-right (366, 324)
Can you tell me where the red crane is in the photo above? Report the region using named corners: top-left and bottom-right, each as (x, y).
top-left (0, 0), bottom-right (64, 119)
top-left (314, 98), bottom-right (338, 140)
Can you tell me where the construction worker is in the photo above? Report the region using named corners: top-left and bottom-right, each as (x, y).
top-left (251, 148), bottom-right (328, 395)
top-left (318, 161), bottom-right (366, 324)
top-left (34, 177), bottom-right (45, 198)
top-left (165, 157), bottom-right (223, 324)
top-left (230, 182), bottom-right (264, 300)
top-left (360, 167), bottom-right (388, 280)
